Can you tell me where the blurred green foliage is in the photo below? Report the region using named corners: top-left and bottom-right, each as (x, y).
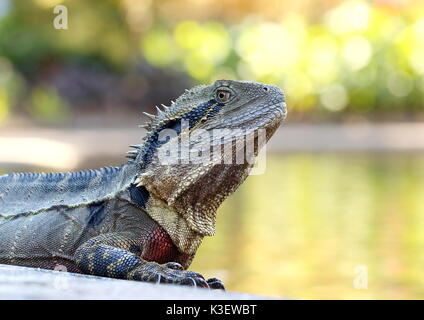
top-left (29, 85), bottom-right (69, 123)
top-left (0, 0), bottom-right (423, 123)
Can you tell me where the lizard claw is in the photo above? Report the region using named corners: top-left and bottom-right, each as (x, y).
top-left (129, 262), bottom-right (210, 288)
top-left (206, 277), bottom-right (225, 290)
top-left (180, 275), bottom-right (209, 288)
top-left (164, 262), bottom-right (184, 271)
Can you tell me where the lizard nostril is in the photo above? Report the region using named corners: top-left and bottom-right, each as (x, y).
top-left (263, 86), bottom-right (269, 92)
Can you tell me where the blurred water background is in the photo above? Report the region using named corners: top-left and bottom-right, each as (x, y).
top-left (0, 0), bottom-right (424, 299)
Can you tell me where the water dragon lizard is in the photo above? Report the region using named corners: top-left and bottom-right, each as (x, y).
top-left (0, 80), bottom-right (286, 289)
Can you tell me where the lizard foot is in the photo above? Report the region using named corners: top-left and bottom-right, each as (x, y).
top-left (128, 262), bottom-right (210, 288)
top-left (206, 277), bottom-right (225, 290)
top-left (165, 262), bottom-right (225, 290)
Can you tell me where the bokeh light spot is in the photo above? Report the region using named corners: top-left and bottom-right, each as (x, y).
top-left (320, 84), bottom-right (349, 112)
top-left (387, 72), bottom-right (413, 98)
top-left (326, 0), bottom-right (370, 34)
top-left (342, 36), bottom-right (372, 70)
top-left (141, 28), bottom-right (178, 67)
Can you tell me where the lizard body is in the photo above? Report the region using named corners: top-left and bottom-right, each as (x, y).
top-left (0, 80), bottom-right (286, 289)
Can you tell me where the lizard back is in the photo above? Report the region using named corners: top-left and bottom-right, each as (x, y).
top-left (0, 165), bottom-right (137, 217)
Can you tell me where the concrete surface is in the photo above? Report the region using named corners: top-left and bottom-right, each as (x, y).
top-left (0, 264), bottom-right (267, 300)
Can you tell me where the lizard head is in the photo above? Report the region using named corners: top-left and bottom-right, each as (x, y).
top-left (130, 80), bottom-right (286, 236)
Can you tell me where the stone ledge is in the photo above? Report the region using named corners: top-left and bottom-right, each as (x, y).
top-left (0, 264), bottom-right (268, 300)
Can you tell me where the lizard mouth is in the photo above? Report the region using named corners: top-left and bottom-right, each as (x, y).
top-left (200, 82), bottom-right (286, 131)
top-left (198, 99), bottom-right (287, 133)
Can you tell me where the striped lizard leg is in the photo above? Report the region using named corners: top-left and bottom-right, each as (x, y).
top-left (74, 232), bottom-right (219, 288)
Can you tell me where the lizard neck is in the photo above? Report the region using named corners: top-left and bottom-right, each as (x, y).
top-left (136, 161), bottom-right (252, 237)
top-left (118, 163), bottom-right (205, 255)
top-left (143, 195), bottom-right (204, 255)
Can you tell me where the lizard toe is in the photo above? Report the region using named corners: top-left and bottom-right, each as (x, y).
top-left (206, 277), bottom-right (225, 290)
top-left (179, 276), bottom-right (209, 288)
top-left (184, 270), bottom-right (205, 279)
top-left (164, 262), bottom-right (184, 271)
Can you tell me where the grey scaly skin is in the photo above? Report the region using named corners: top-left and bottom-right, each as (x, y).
top-left (0, 80), bottom-right (286, 289)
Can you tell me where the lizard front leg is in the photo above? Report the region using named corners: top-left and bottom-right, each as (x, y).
top-left (74, 233), bottom-right (223, 289)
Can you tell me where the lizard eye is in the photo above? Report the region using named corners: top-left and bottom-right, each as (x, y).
top-left (215, 89), bottom-right (232, 103)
